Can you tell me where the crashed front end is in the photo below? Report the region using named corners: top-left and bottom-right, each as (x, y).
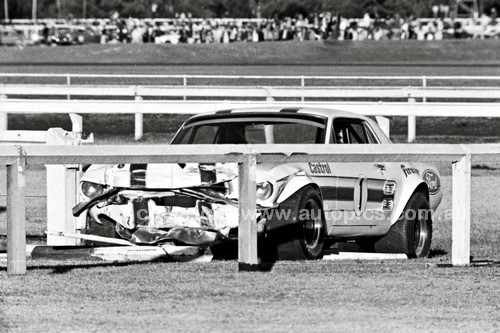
top-left (73, 163), bottom-right (243, 247)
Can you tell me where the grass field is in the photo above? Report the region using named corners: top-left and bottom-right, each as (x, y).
top-left (1, 261), bottom-right (500, 332)
top-left (0, 164), bottom-right (499, 331)
top-left (1, 40), bottom-right (500, 332)
top-left (1, 40), bottom-right (499, 66)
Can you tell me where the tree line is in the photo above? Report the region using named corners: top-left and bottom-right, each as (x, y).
top-left (2, 0), bottom-right (499, 20)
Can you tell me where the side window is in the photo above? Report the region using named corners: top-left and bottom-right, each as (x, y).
top-left (244, 124), bottom-right (266, 144)
top-left (332, 118), bottom-right (378, 144)
top-left (191, 126), bottom-right (218, 144)
top-left (348, 122), bottom-right (368, 144)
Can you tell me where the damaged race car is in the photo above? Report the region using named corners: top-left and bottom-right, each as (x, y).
top-left (73, 107), bottom-right (443, 260)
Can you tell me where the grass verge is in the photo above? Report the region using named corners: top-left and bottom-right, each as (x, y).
top-left (1, 260), bottom-right (499, 332)
top-left (1, 40), bottom-right (499, 66)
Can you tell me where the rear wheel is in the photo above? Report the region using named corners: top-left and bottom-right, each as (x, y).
top-left (374, 192), bottom-right (432, 258)
top-left (266, 187), bottom-right (326, 261)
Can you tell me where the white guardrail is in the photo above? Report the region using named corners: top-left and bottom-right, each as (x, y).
top-left (3, 143), bottom-right (497, 275)
top-left (0, 74), bottom-right (500, 142)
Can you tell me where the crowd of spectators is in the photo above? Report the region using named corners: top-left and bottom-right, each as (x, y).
top-left (96, 8), bottom-right (500, 44)
top-left (1, 7), bottom-right (499, 46)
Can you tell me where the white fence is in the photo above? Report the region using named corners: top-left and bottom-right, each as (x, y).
top-left (0, 128), bottom-right (93, 248)
top-left (3, 143), bottom-right (497, 275)
top-left (2, 73), bottom-right (500, 85)
top-left (0, 74), bottom-right (499, 141)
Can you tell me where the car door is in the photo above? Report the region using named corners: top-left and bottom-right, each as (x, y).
top-left (327, 117), bottom-right (393, 237)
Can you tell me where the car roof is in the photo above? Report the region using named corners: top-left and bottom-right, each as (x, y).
top-left (187, 107), bottom-right (372, 122)
top-left (177, 106), bottom-right (392, 144)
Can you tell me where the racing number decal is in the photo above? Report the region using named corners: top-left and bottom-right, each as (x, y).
top-left (353, 175), bottom-right (368, 216)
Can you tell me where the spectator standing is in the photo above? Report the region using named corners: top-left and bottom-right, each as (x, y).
top-left (130, 25), bottom-right (143, 43)
top-left (252, 26), bottom-right (259, 42)
top-left (41, 23), bottom-right (49, 44)
top-left (434, 19), bottom-right (444, 40)
top-left (222, 27), bottom-right (229, 43)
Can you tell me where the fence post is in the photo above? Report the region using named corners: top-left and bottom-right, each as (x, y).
top-left (452, 153), bottom-right (471, 266)
top-left (135, 95), bottom-right (143, 141)
top-left (375, 116), bottom-right (390, 138)
top-left (407, 97), bottom-right (416, 142)
top-left (7, 156), bottom-right (27, 275)
top-left (46, 129), bottom-right (82, 245)
top-left (66, 74), bottom-right (71, 100)
top-left (69, 113), bottom-right (83, 134)
top-left (238, 154), bottom-right (258, 271)
top-left (183, 75), bottom-right (187, 101)
top-left (0, 94), bottom-right (8, 131)
top-left (422, 76), bottom-right (427, 103)
top-left (46, 165), bottom-right (79, 245)
top-left (301, 75), bottom-right (305, 102)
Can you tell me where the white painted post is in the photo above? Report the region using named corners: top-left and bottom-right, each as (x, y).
top-left (422, 76), bottom-right (427, 103)
top-left (46, 128), bottom-right (81, 246)
top-left (0, 94), bottom-right (8, 131)
top-left (183, 75), bottom-right (187, 101)
top-left (407, 97), bottom-right (416, 143)
top-left (135, 95), bottom-right (143, 141)
top-left (408, 115), bottom-right (416, 142)
top-left (238, 154), bottom-right (258, 271)
top-left (375, 116), bottom-right (390, 138)
top-left (452, 154), bottom-right (471, 266)
top-left (7, 157), bottom-right (26, 275)
top-left (69, 113), bottom-right (83, 134)
top-left (46, 166), bottom-right (78, 245)
top-left (66, 74), bottom-right (71, 100)
top-left (301, 76), bottom-right (305, 102)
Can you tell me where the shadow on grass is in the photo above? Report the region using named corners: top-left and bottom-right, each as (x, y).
top-left (49, 259), bottom-right (173, 275)
top-left (429, 248), bottom-right (448, 258)
top-left (0, 258), bottom-right (172, 275)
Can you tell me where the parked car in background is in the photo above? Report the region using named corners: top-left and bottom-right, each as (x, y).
top-left (0, 25), bottom-right (23, 46)
top-left (154, 26), bottom-right (181, 44)
top-left (49, 25), bottom-right (81, 45)
top-left (0, 24), bottom-right (43, 46)
top-left (49, 24), bottom-right (100, 45)
top-left (74, 107), bottom-right (443, 261)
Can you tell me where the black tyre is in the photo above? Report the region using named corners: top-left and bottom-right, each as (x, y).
top-left (374, 192), bottom-right (432, 258)
top-left (83, 214), bottom-right (120, 246)
top-left (267, 186), bottom-right (326, 260)
top-left (210, 241), bottom-right (238, 260)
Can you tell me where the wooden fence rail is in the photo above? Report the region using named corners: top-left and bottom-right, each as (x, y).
top-left (1, 73), bottom-right (500, 84)
top-left (1, 74), bottom-right (499, 142)
top-left (1, 98), bottom-right (500, 142)
top-left (3, 143), bottom-right (497, 275)
top-left (1, 84), bottom-right (500, 99)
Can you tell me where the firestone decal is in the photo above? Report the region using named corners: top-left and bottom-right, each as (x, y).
top-left (309, 162), bottom-right (332, 174)
top-left (401, 165), bottom-right (419, 177)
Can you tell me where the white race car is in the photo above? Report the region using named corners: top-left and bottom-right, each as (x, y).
top-left (74, 107), bottom-right (442, 260)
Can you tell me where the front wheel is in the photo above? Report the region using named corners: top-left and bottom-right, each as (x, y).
top-left (83, 214), bottom-right (120, 246)
top-left (266, 186), bottom-right (326, 260)
top-left (374, 192), bottom-right (432, 258)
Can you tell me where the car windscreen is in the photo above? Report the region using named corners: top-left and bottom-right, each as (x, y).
top-left (172, 116), bottom-right (326, 144)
